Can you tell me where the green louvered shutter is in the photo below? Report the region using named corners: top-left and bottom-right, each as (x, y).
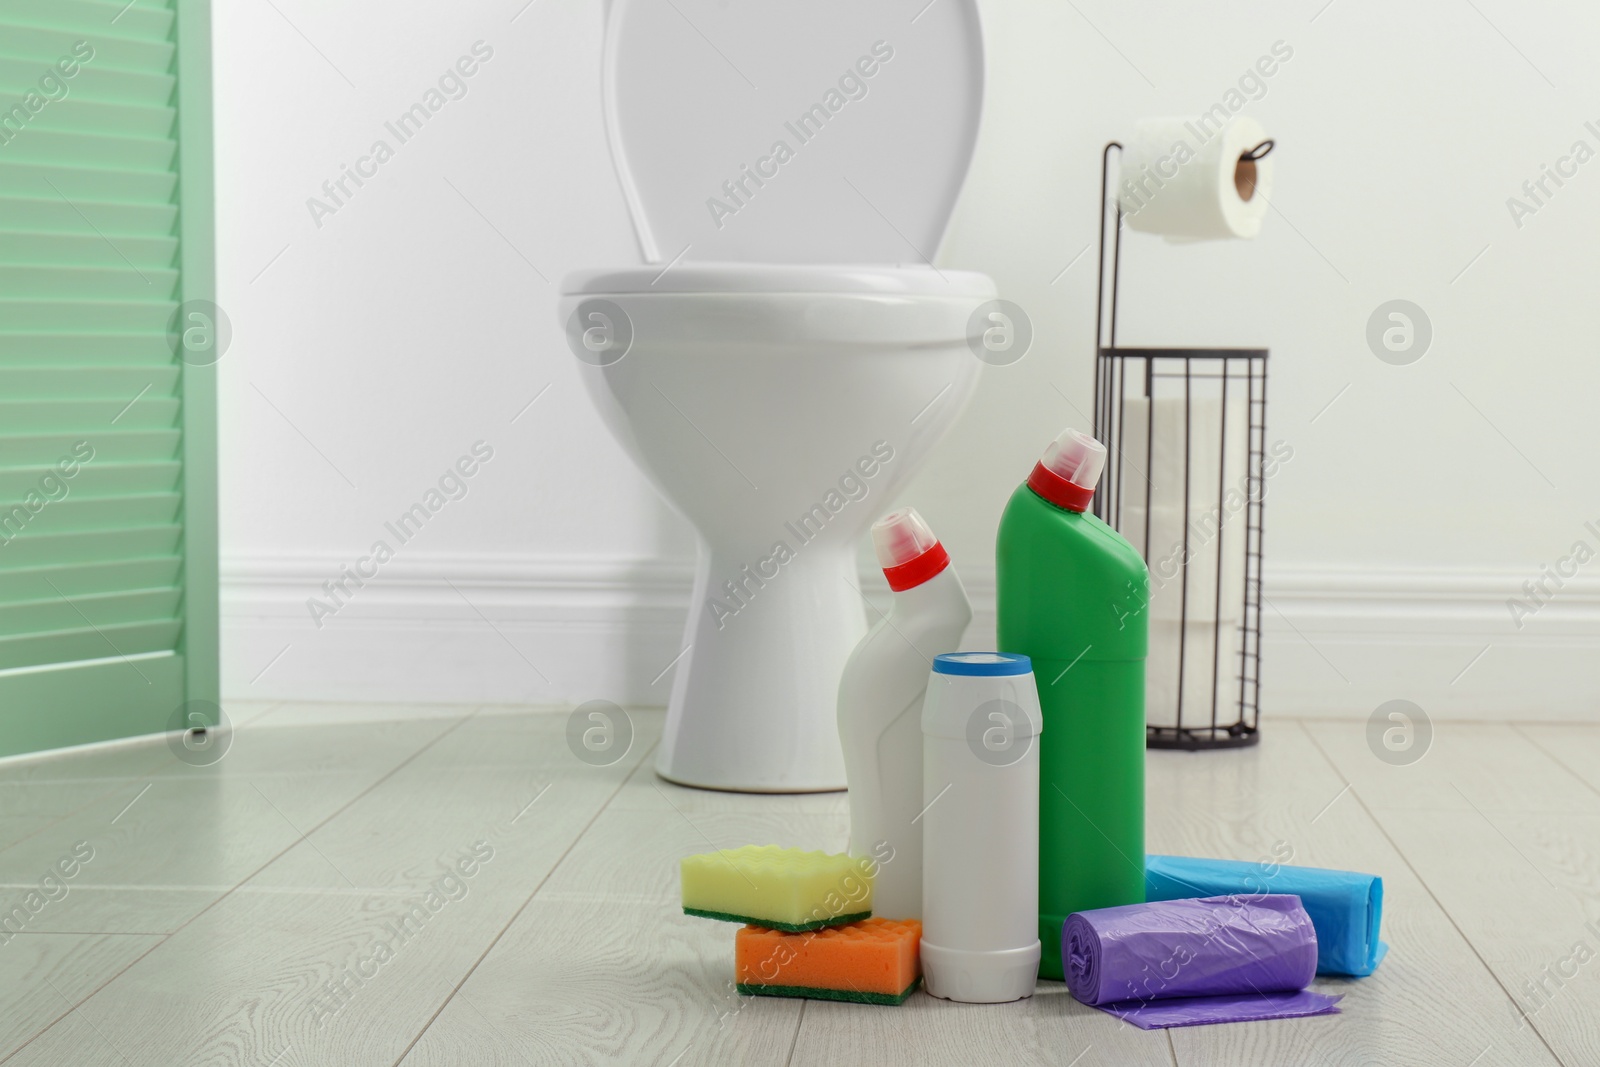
top-left (0, 0), bottom-right (216, 757)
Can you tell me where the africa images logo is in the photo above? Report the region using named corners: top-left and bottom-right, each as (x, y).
top-left (705, 441), bottom-right (894, 629)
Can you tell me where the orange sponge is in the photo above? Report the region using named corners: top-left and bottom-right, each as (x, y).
top-left (736, 918), bottom-right (922, 1005)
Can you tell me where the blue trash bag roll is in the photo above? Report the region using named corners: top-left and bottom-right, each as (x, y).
top-left (1145, 854), bottom-right (1386, 976)
top-left (1063, 895), bottom-right (1343, 1030)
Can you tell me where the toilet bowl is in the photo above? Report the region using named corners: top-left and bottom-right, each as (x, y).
top-left (563, 0), bottom-right (991, 791)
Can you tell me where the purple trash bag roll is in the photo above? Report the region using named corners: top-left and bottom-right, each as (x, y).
top-left (1063, 895), bottom-right (1343, 1029)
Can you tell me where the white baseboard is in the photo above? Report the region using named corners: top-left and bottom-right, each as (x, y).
top-left (222, 553), bottom-right (1600, 721)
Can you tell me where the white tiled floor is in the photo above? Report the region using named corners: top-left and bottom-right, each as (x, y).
top-left (0, 705), bottom-right (1595, 1065)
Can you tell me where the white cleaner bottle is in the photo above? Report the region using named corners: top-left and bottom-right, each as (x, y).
top-left (920, 652), bottom-right (1042, 1003)
top-left (836, 508), bottom-right (971, 921)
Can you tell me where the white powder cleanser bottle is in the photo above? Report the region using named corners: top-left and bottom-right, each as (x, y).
top-left (836, 508), bottom-right (971, 921)
top-left (920, 652), bottom-right (1042, 1003)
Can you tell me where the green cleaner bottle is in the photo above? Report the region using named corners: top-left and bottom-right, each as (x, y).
top-left (996, 427), bottom-right (1149, 981)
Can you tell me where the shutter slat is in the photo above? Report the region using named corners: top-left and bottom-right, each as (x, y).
top-left (0, 264), bottom-right (179, 300)
top-left (29, 99), bottom-right (176, 139)
top-left (0, 58), bottom-right (175, 109)
top-left (0, 620), bottom-right (183, 672)
top-left (0, 460), bottom-right (180, 496)
top-left (0, 588), bottom-right (181, 638)
top-left (0, 334), bottom-right (178, 363)
top-left (0, 196), bottom-right (177, 235)
top-left (21, 492), bottom-right (181, 534)
top-left (0, 556), bottom-right (181, 605)
top-left (0, 524), bottom-right (181, 567)
top-left (0, 128), bottom-right (177, 171)
top-left (0, 366), bottom-right (180, 398)
top-left (0, 299), bottom-right (176, 332)
top-left (1, 0), bottom-right (176, 43)
top-left (0, 398), bottom-right (179, 430)
top-left (5, 493), bottom-right (181, 536)
top-left (0, 159), bottom-right (178, 203)
top-left (0, 430), bottom-right (179, 463)
top-left (0, 28), bottom-right (175, 74)
top-left (0, 231), bottom-right (177, 269)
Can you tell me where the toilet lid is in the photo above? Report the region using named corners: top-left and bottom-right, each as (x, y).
top-left (604, 0), bottom-right (985, 265)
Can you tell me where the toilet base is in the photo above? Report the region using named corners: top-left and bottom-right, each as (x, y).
top-left (653, 766), bottom-right (845, 795)
top-left (653, 541), bottom-right (865, 793)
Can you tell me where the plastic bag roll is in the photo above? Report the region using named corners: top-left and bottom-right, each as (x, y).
top-left (1117, 116), bottom-right (1273, 241)
top-left (1063, 895), bottom-right (1342, 1029)
top-left (1146, 854), bottom-right (1387, 976)
top-left (1065, 895), bottom-right (1316, 1003)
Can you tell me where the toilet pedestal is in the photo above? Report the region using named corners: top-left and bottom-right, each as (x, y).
top-left (569, 0), bottom-right (991, 793)
top-left (657, 539), bottom-right (868, 792)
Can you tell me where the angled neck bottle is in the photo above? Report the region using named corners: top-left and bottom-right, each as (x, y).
top-left (837, 508), bottom-right (971, 920)
top-left (996, 428), bottom-right (1149, 981)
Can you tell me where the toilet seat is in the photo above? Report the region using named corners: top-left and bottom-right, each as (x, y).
top-left (564, 262), bottom-right (995, 297)
top-left (604, 0), bottom-right (985, 265)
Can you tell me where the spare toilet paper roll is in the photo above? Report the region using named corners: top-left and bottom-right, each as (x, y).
top-left (1117, 116), bottom-right (1274, 240)
top-left (1145, 619), bottom-right (1243, 730)
top-left (1063, 895), bottom-right (1342, 1029)
top-left (1117, 398), bottom-right (1243, 513)
top-left (1124, 503), bottom-right (1247, 624)
top-left (1115, 397), bottom-right (1249, 624)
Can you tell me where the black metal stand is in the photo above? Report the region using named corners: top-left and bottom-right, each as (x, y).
top-left (1092, 142), bottom-right (1268, 751)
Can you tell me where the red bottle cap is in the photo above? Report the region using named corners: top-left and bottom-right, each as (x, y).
top-left (1026, 428), bottom-right (1106, 513)
top-left (872, 508), bottom-right (952, 591)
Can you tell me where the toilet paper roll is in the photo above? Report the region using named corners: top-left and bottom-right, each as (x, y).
top-left (1125, 504), bottom-right (1246, 624)
top-left (1145, 619), bottom-right (1244, 730)
top-left (1115, 397), bottom-right (1249, 624)
top-left (1117, 116), bottom-right (1273, 241)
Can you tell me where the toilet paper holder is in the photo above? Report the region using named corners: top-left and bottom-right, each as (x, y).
top-left (1091, 141), bottom-right (1270, 751)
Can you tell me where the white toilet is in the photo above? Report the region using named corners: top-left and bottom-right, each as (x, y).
top-left (561, 0), bottom-right (993, 792)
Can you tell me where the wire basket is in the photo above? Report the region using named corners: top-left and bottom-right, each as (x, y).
top-left (1094, 348), bottom-right (1267, 749)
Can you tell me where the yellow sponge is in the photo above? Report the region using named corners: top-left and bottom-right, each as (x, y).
top-left (681, 845), bottom-right (874, 932)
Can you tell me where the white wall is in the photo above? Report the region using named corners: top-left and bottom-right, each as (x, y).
top-left (217, 0), bottom-right (1600, 721)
